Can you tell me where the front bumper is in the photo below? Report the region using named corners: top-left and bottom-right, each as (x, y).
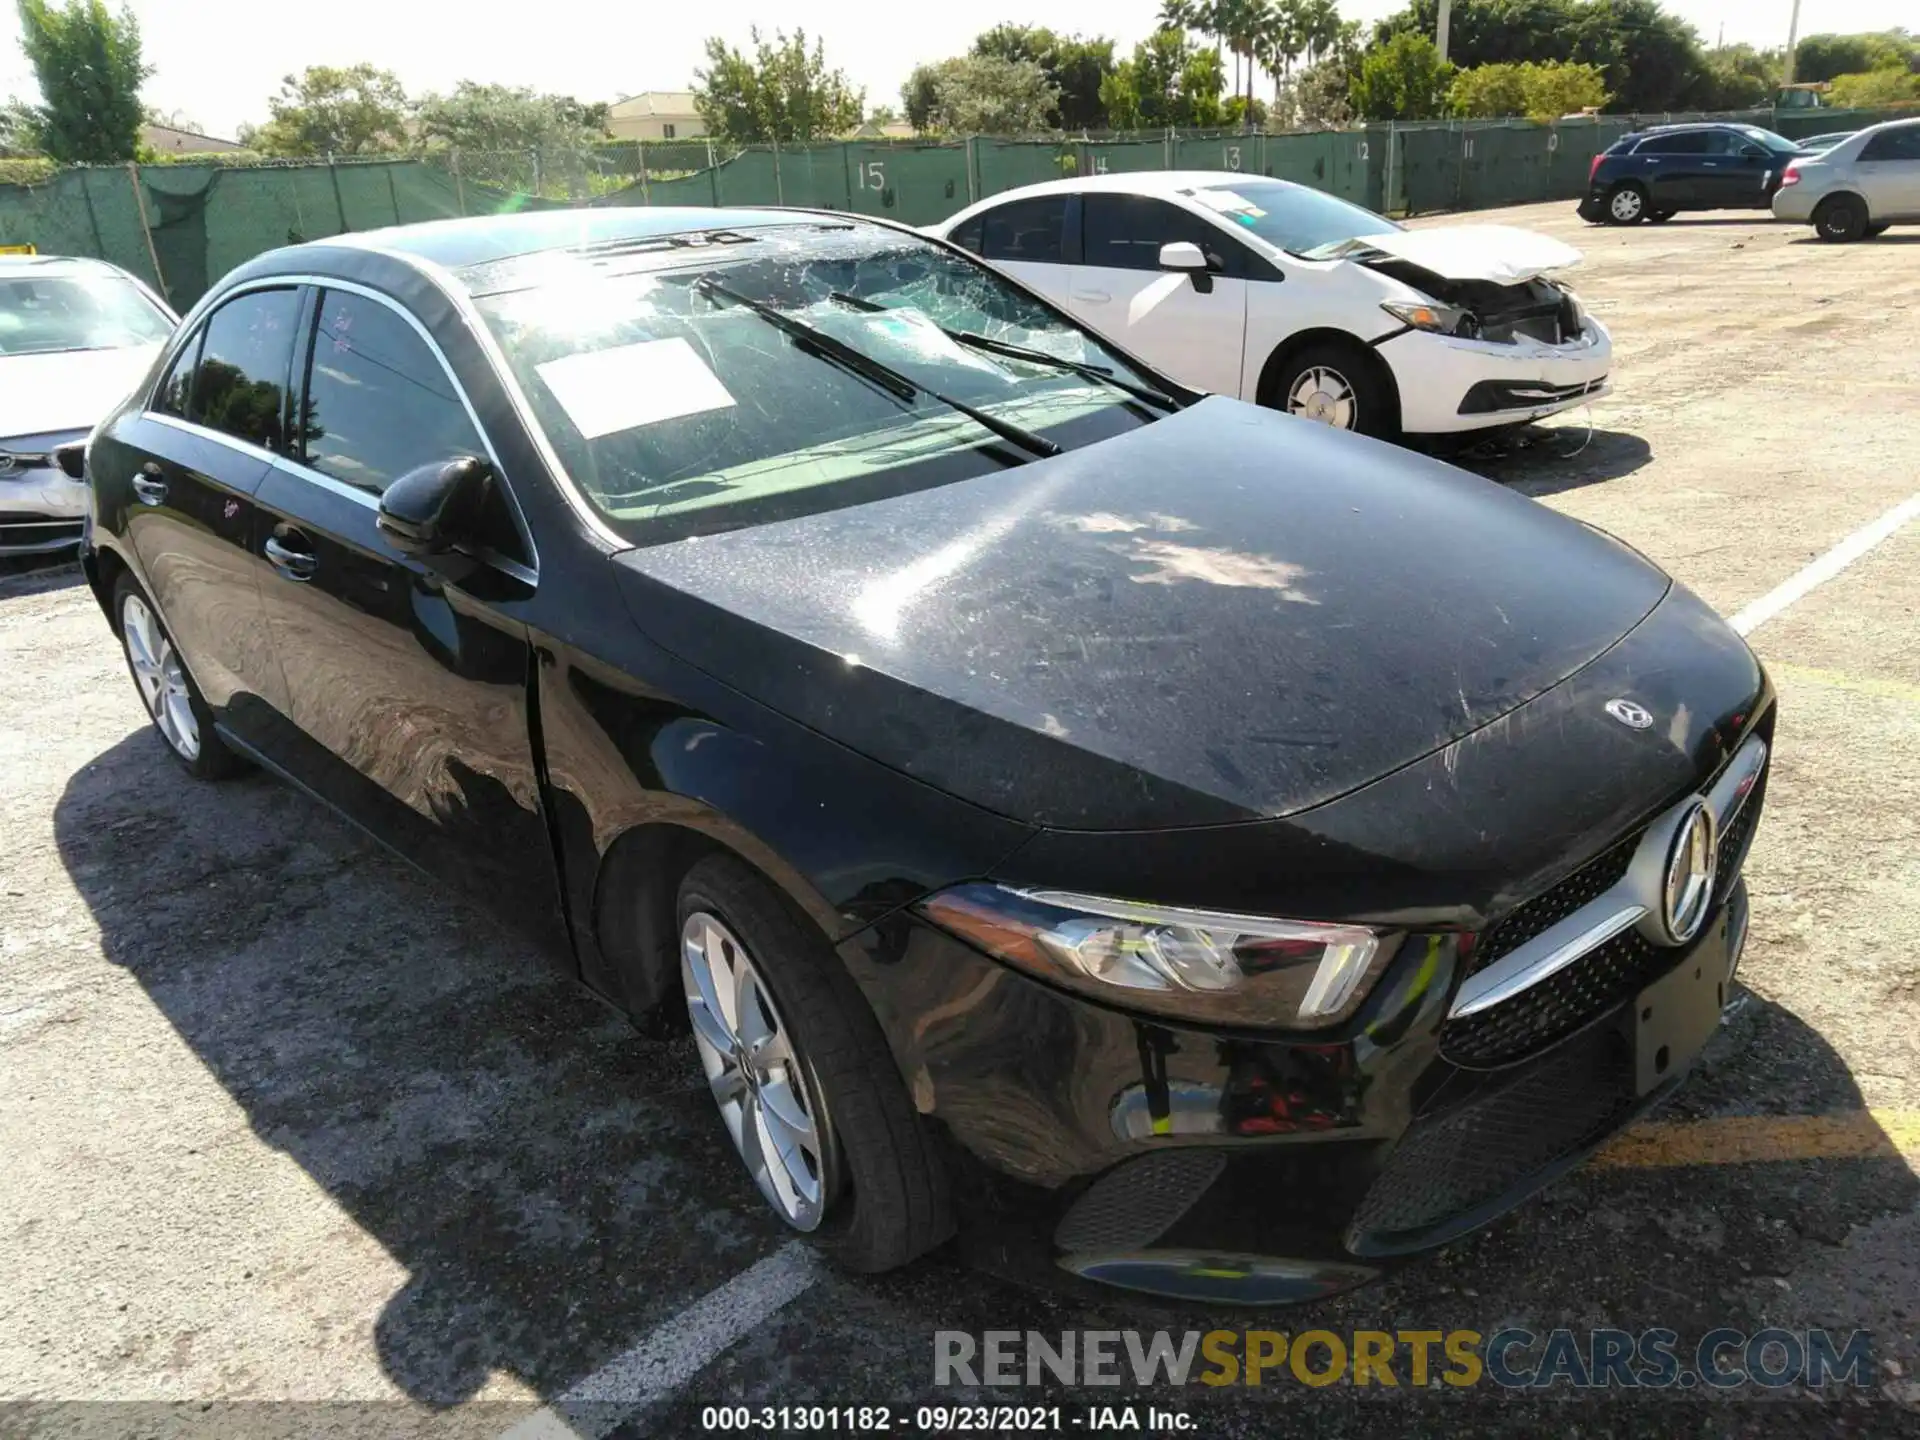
top-left (841, 699), bottom-right (1769, 1305)
top-left (0, 463), bottom-right (89, 555)
top-left (1379, 319), bottom-right (1613, 435)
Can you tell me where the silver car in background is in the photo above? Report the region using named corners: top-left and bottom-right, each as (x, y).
top-left (1773, 118), bottom-right (1920, 242)
top-left (1, 255), bottom-right (175, 556)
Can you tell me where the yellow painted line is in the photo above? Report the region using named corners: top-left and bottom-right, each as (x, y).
top-left (1591, 1110), bottom-right (1920, 1169)
top-left (1767, 661), bottom-right (1920, 707)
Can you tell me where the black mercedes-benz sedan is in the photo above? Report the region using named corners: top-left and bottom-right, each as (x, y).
top-left (79, 206), bottom-right (1772, 1305)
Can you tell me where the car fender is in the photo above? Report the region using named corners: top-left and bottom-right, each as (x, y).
top-left (1240, 261), bottom-right (1407, 402)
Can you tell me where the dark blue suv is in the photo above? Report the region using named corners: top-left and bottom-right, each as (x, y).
top-left (1579, 123), bottom-right (1809, 225)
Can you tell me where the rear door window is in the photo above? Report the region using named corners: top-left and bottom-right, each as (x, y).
top-left (1860, 126), bottom-right (1920, 161)
top-left (977, 197), bottom-right (1067, 264)
top-left (187, 287), bottom-right (302, 452)
top-left (1641, 131), bottom-right (1713, 155)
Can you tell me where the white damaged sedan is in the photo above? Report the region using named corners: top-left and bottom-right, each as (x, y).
top-left (1, 255), bottom-right (175, 555)
top-left (930, 172), bottom-right (1610, 441)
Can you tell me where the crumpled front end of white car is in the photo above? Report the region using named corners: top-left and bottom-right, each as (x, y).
top-left (1348, 226), bottom-right (1614, 435)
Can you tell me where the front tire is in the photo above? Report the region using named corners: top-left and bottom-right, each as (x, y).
top-left (1267, 339), bottom-right (1398, 440)
top-left (113, 575), bottom-right (246, 780)
top-left (676, 854), bottom-right (952, 1272)
top-left (1604, 182), bottom-right (1648, 225)
top-left (1814, 194), bottom-right (1868, 243)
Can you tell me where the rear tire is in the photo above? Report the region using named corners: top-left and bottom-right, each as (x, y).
top-left (1264, 339), bottom-right (1399, 440)
top-left (676, 854), bottom-right (952, 1273)
top-left (1603, 182), bottom-right (1648, 225)
top-left (1813, 194), bottom-right (1868, 243)
top-left (113, 575), bottom-right (247, 780)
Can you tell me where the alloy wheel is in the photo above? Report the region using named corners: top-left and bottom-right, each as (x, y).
top-left (1287, 366), bottom-right (1357, 430)
top-left (1609, 187), bottom-right (1644, 222)
top-left (681, 910), bottom-right (828, 1230)
top-left (122, 594), bottom-right (200, 762)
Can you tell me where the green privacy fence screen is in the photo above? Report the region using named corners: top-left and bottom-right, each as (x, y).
top-left (3, 106), bottom-right (1908, 309)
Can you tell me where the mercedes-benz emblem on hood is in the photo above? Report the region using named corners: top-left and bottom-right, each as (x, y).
top-left (1605, 698), bottom-right (1653, 729)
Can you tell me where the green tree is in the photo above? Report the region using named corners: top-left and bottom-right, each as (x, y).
top-left (1103, 28), bottom-right (1226, 128)
top-left (1794, 31), bottom-right (1918, 84)
top-left (417, 83), bottom-right (608, 153)
top-left (971, 26), bottom-right (1117, 130)
top-left (251, 64), bottom-right (410, 156)
top-left (926, 55), bottom-right (1060, 134)
top-left (1448, 61), bottom-right (1528, 116)
top-left (693, 28), bottom-right (863, 144)
top-left (1, 98), bottom-right (41, 154)
top-left (1370, 0), bottom-right (1706, 112)
top-left (1828, 67), bottom-right (1920, 105)
top-left (13, 0), bottom-right (148, 163)
top-left (1350, 31), bottom-right (1453, 119)
top-left (1686, 44), bottom-right (1780, 109)
top-left (1293, 55), bottom-right (1356, 127)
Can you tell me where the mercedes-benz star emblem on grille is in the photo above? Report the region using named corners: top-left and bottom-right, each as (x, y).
top-left (1661, 800), bottom-right (1719, 944)
top-left (1605, 698), bottom-right (1653, 729)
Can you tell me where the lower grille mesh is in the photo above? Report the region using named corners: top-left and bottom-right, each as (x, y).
top-left (1351, 1023), bottom-right (1635, 1244)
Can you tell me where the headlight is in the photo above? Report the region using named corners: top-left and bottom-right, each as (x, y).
top-left (917, 884), bottom-right (1392, 1028)
top-left (1381, 299), bottom-right (1477, 338)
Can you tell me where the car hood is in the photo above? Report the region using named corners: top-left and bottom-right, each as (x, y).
top-left (1346, 225), bottom-right (1585, 285)
top-left (613, 398), bottom-right (1670, 830)
top-left (0, 343), bottom-right (162, 441)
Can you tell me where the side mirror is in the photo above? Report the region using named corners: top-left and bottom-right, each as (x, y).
top-left (1159, 240), bottom-right (1215, 294)
top-left (1159, 241), bottom-right (1208, 271)
top-left (53, 442), bottom-right (87, 481)
top-left (377, 455), bottom-right (492, 558)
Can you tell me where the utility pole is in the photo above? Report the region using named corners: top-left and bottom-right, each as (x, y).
top-left (1782, 0), bottom-right (1803, 86)
top-left (1436, 0), bottom-right (1452, 63)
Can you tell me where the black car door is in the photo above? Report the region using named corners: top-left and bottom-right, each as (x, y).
top-left (104, 286), bottom-right (301, 750)
top-left (248, 280), bottom-right (564, 936)
top-left (1719, 134), bottom-right (1779, 207)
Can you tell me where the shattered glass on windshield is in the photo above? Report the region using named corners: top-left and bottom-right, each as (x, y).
top-left (476, 227), bottom-right (1161, 543)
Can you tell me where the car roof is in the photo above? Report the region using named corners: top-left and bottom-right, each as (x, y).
top-left (952, 170), bottom-right (1306, 208)
top-left (329, 206), bottom-right (844, 271)
top-left (0, 253), bottom-right (139, 279)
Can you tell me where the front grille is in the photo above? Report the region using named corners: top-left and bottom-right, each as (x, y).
top-left (1466, 828), bottom-right (1643, 979)
top-left (1350, 1022), bottom-right (1636, 1248)
top-left (1714, 777), bottom-right (1765, 902)
top-left (1444, 926), bottom-right (1666, 1068)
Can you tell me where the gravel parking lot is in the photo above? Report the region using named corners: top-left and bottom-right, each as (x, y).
top-left (3, 200), bottom-right (1918, 1437)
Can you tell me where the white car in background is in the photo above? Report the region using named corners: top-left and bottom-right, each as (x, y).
top-left (929, 172), bottom-right (1611, 441)
top-left (1, 255), bottom-right (176, 555)
top-left (1773, 118), bottom-right (1920, 242)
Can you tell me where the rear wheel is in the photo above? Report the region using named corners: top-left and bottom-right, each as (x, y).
top-left (1604, 182), bottom-right (1648, 225)
top-left (676, 854), bottom-right (952, 1272)
top-left (1265, 339), bottom-right (1398, 440)
top-left (1813, 194), bottom-right (1868, 243)
top-left (114, 576), bottom-right (246, 780)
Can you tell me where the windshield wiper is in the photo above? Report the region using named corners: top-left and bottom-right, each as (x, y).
top-left (826, 291), bottom-right (1177, 413)
top-left (693, 278), bottom-right (1062, 460)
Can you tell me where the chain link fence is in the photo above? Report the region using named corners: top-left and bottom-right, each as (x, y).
top-left (1, 106), bottom-right (1905, 309)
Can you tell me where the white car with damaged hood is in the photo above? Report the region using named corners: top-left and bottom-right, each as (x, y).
top-left (1, 255), bottom-right (175, 555)
top-left (929, 172), bottom-right (1610, 441)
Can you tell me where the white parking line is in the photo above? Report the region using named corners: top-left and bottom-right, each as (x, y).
top-left (499, 1241), bottom-right (822, 1440)
top-left (1729, 492), bottom-right (1920, 637)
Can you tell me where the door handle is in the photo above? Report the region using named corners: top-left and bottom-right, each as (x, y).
top-left (132, 465), bottom-right (167, 506)
top-left (1071, 289), bottom-right (1112, 303)
top-left (264, 534), bottom-right (319, 580)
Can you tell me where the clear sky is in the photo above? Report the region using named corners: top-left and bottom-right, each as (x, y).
top-left (2, 0), bottom-right (1911, 140)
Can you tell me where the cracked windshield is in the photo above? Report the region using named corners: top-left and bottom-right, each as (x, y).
top-left (474, 225), bottom-right (1167, 543)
